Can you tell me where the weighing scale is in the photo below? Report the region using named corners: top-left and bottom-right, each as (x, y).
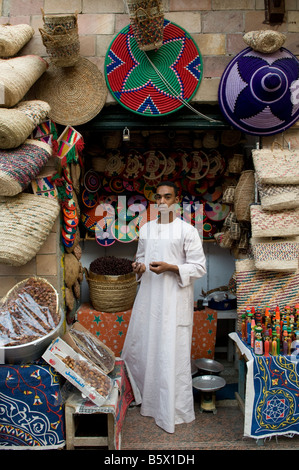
top-left (194, 358), bottom-right (224, 375)
top-left (192, 358), bottom-right (226, 413)
top-left (192, 375), bottom-right (226, 414)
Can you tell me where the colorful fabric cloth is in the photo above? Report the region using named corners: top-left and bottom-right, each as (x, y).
top-left (77, 304), bottom-right (132, 356)
top-left (230, 333), bottom-right (299, 440)
top-left (191, 308), bottom-right (217, 359)
top-left (0, 360), bottom-right (65, 448)
top-left (77, 303), bottom-right (216, 360)
top-left (65, 359), bottom-right (133, 450)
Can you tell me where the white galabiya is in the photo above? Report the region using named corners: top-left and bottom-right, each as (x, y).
top-left (122, 195), bottom-right (206, 434)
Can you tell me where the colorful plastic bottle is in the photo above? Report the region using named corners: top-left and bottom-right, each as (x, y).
top-left (251, 319), bottom-right (256, 349)
top-left (254, 326), bottom-right (263, 355)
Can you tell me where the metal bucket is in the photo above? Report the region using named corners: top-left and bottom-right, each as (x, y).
top-left (0, 309), bottom-right (65, 364)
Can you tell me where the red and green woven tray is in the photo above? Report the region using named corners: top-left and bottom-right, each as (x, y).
top-left (105, 20), bottom-right (203, 116)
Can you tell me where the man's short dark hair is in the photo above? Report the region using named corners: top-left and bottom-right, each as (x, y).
top-left (156, 180), bottom-right (178, 197)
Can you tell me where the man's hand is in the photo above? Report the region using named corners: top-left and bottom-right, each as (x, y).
top-left (132, 261), bottom-right (146, 275)
top-left (149, 261), bottom-right (179, 275)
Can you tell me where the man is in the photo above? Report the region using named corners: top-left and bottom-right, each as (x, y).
top-left (122, 181), bottom-right (206, 433)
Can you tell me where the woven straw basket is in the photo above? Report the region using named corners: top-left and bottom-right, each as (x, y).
top-left (0, 193), bottom-right (60, 266)
top-left (85, 269), bottom-right (137, 313)
top-left (126, 0), bottom-right (164, 51)
top-left (0, 100), bottom-right (50, 149)
top-left (40, 11), bottom-right (79, 67)
top-left (256, 176), bottom-right (299, 211)
top-left (0, 139), bottom-right (52, 196)
top-left (251, 236), bottom-right (299, 272)
top-left (0, 55), bottom-right (48, 108)
top-left (227, 153), bottom-right (244, 174)
top-left (250, 204), bottom-right (299, 238)
top-left (0, 24), bottom-right (35, 57)
top-left (234, 170), bottom-right (255, 222)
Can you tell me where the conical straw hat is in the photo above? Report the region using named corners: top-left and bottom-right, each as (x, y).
top-left (31, 56), bottom-right (107, 125)
top-left (0, 55), bottom-right (48, 107)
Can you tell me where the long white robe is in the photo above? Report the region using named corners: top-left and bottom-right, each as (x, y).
top-left (122, 217), bottom-right (206, 433)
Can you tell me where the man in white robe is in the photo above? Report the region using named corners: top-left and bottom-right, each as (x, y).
top-left (122, 182), bottom-right (206, 433)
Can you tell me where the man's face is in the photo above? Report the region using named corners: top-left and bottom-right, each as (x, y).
top-left (154, 185), bottom-right (179, 210)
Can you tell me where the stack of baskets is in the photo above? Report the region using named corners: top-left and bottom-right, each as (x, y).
top-left (126, 0), bottom-right (164, 51)
top-left (250, 142), bottom-right (299, 272)
top-left (39, 10), bottom-right (80, 67)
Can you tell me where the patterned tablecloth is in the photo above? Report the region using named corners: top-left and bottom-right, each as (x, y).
top-left (0, 360), bottom-right (65, 449)
top-left (230, 332), bottom-right (299, 440)
top-left (77, 303), bottom-right (217, 360)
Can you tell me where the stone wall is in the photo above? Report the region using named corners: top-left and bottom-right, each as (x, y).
top-left (0, 0), bottom-right (298, 297)
top-left (1, 0), bottom-right (298, 104)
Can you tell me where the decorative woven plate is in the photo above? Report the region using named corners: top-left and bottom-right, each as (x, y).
top-left (186, 150), bottom-right (210, 180)
top-left (105, 150), bottom-right (126, 177)
top-left (143, 150), bottom-right (167, 180)
top-left (133, 179), bottom-right (146, 194)
top-left (127, 194), bottom-right (148, 217)
top-left (204, 201), bottom-right (230, 221)
top-left (163, 153), bottom-right (183, 181)
top-left (202, 183), bottom-right (223, 202)
top-left (122, 150), bottom-right (144, 181)
top-left (219, 47), bottom-right (299, 136)
top-left (109, 177), bottom-right (125, 193)
top-left (105, 20), bottom-right (203, 116)
top-left (84, 170), bottom-right (101, 193)
top-left (187, 179), bottom-right (208, 197)
top-left (206, 150), bottom-right (226, 179)
top-left (95, 217), bottom-right (115, 247)
top-left (82, 188), bottom-right (99, 208)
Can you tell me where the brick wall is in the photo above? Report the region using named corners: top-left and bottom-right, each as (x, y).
top-left (1, 0), bottom-right (298, 104)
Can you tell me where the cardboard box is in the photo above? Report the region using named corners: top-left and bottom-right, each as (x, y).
top-left (62, 322), bottom-right (115, 374)
top-left (42, 337), bottom-right (114, 407)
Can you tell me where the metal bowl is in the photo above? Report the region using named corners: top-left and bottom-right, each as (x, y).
top-left (0, 309), bottom-right (65, 364)
top-left (195, 358), bottom-right (224, 374)
top-left (192, 375), bottom-right (226, 392)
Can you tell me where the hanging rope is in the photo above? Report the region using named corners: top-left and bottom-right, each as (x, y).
top-left (143, 51), bottom-right (221, 123)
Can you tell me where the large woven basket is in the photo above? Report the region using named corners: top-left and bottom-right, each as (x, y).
top-left (0, 100), bottom-right (50, 149)
top-left (250, 204), bottom-right (299, 238)
top-left (251, 236), bottom-right (299, 272)
top-left (256, 176), bottom-right (299, 211)
top-left (0, 24), bottom-right (35, 57)
top-left (0, 55), bottom-right (48, 108)
top-left (0, 193), bottom-right (60, 266)
top-left (85, 269), bottom-right (137, 313)
top-left (234, 170), bottom-right (255, 222)
top-left (126, 0), bottom-right (164, 51)
top-left (0, 139), bottom-right (52, 196)
top-left (40, 11), bottom-right (80, 67)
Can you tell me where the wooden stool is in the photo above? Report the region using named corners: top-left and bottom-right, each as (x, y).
top-left (65, 389), bottom-right (118, 450)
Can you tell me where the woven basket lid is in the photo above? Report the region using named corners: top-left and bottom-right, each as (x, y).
top-left (218, 47), bottom-right (299, 136)
top-left (31, 56), bottom-right (107, 125)
top-left (105, 19), bottom-right (203, 116)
